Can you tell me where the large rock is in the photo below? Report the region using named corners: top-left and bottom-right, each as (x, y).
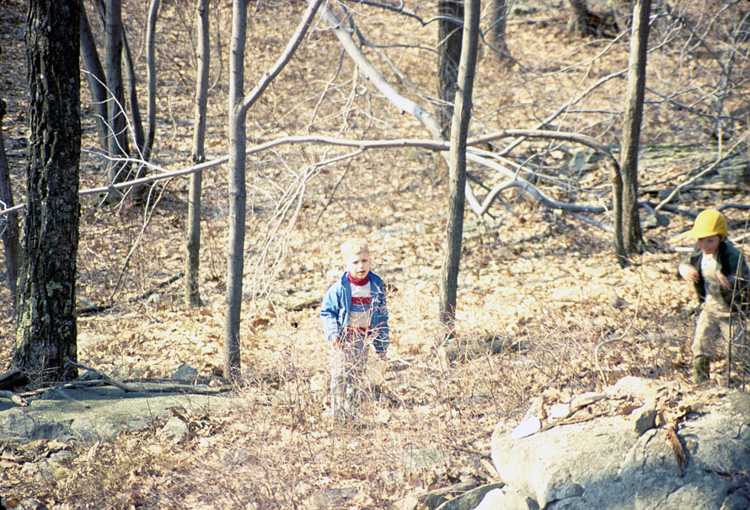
top-left (491, 377), bottom-right (750, 510)
top-left (0, 383), bottom-right (233, 444)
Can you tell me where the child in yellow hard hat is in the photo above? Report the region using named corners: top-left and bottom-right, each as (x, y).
top-left (678, 209), bottom-right (749, 383)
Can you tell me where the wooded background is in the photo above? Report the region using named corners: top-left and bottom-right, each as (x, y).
top-left (1, 0), bottom-right (750, 506)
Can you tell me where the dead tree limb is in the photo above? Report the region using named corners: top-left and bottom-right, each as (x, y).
top-left (77, 272), bottom-right (184, 316)
top-left (0, 390), bottom-right (27, 406)
top-left (654, 133), bottom-right (750, 211)
top-left (65, 358), bottom-right (138, 392)
top-left (65, 358), bottom-right (231, 395)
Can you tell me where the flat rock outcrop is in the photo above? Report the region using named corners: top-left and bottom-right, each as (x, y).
top-left (0, 383), bottom-right (233, 444)
top-left (490, 377), bottom-right (750, 510)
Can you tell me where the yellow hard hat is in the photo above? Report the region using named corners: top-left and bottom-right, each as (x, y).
top-left (681, 209), bottom-right (727, 238)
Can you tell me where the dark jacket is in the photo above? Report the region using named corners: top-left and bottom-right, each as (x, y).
top-left (680, 239), bottom-right (750, 311)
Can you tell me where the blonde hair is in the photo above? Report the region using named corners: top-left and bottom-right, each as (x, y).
top-left (340, 238), bottom-right (369, 260)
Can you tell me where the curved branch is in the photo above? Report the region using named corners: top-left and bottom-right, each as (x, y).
top-left (239, 0), bottom-right (324, 116)
top-left (312, 0), bottom-right (446, 140)
top-left (343, 0), bottom-right (430, 25)
top-left (309, 0), bottom-right (621, 219)
top-left (498, 68), bottom-right (627, 157)
top-left (469, 129), bottom-right (620, 169)
top-left (480, 179), bottom-right (610, 217)
top-left (0, 128), bottom-right (619, 218)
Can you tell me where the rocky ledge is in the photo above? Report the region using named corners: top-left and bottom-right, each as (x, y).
top-left (486, 376), bottom-right (750, 510)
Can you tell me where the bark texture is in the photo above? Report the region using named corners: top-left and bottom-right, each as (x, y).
top-left (439, 0), bottom-right (480, 326)
top-left (0, 99), bottom-right (19, 306)
top-left (437, 0), bottom-right (463, 133)
top-left (187, 0), bottom-right (210, 307)
top-left (13, 0), bottom-right (81, 381)
top-left (619, 0), bottom-right (650, 254)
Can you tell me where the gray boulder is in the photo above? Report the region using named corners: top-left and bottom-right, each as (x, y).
top-left (0, 384), bottom-right (232, 444)
top-left (491, 377), bottom-right (750, 510)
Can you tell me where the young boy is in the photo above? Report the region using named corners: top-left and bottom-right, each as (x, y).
top-left (321, 239), bottom-right (389, 421)
top-left (678, 209), bottom-right (749, 383)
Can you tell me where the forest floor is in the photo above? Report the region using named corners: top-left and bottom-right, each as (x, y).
top-left (1, 0), bottom-right (749, 508)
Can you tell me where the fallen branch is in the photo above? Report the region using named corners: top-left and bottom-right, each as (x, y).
top-left (0, 368), bottom-right (30, 391)
top-left (77, 272), bottom-right (183, 316)
top-left (17, 379), bottom-right (107, 398)
top-left (654, 134), bottom-right (750, 211)
top-left (0, 389), bottom-right (27, 406)
top-left (66, 358), bottom-right (138, 392)
top-left (65, 359), bottom-right (234, 395)
top-left (539, 409), bottom-right (611, 432)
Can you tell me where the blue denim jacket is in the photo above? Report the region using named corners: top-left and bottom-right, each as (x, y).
top-left (320, 271), bottom-right (389, 353)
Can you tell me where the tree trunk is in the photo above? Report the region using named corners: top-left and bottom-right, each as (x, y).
top-left (122, 33), bottom-right (144, 161)
top-left (143, 0), bottom-right (161, 163)
top-left (567, 0), bottom-right (614, 37)
top-left (619, 0), bottom-right (650, 254)
top-left (225, 0), bottom-right (248, 381)
top-left (79, 0), bottom-right (108, 150)
top-left (93, 0), bottom-right (146, 161)
top-left (0, 98), bottom-right (19, 307)
top-left (223, 0), bottom-right (322, 380)
top-left (13, 0), bottom-right (81, 382)
top-left (105, 0), bottom-right (130, 187)
top-left (567, 0), bottom-right (591, 36)
top-left (437, 0), bottom-right (463, 133)
top-left (488, 0), bottom-right (511, 63)
top-left (187, 0), bottom-right (211, 307)
top-left (439, 0), bottom-right (480, 327)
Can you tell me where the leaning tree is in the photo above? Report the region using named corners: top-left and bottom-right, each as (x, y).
top-left (439, 0), bottom-right (480, 326)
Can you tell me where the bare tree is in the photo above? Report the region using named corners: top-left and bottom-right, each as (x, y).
top-left (224, 0), bottom-right (323, 380)
top-left (224, 0), bottom-right (249, 382)
top-left (187, 0), bottom-right (211, 307)
top-left (487, 0), bottom-right (511, 63)
top-left (92, 0), bottom-right (146, 161)
top-left (143, 0), bottom-right (161, 163)
top-left (79, 0), bottom-right (109, 149)
top-left (81, 0), bottom-right (150, 189)
top-left (0, 97), bottom-right (19, 307)
top-left (437, 0), bottom-right (463, 132)
top-left (13, 0), bottom-right (81, 382)
top-left (618, 0), bottom-right (650, 255)
top-left (104, 0), bottom-right (130, 187)
top-left (439, 0), bottom-right (480, 326)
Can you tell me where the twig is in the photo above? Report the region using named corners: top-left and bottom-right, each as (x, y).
top-left (435, 439), bottom-right (492, 459)
top-left (66, 358), bottom-right (138, 392)
top-left (654, 134), bottom-right (750, 212)
top-left (65, 359), bottom-right (233, 395)
top-left (129, 272), bottom-right (184, 304)
top-left (109, 179), bottom-right (173, 303)
top-left (0, 390), bottom-right (27, 406)
top-left (539, 409), bottom-right (610, 433)
top-left (77, 272), bottom-right (183, 316)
